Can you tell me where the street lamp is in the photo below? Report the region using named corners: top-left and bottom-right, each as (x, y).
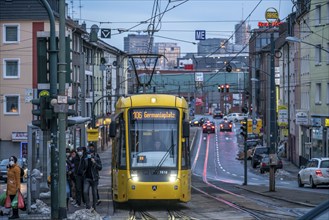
top-left (286, 36), bottom-right (329, 53)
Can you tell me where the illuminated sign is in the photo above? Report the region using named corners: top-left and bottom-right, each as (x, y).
top-left (258, 21), bottom-right (282, 27)
top-left (265, 7), bottom-right (279, 23)
top-left (131, 109), bottom-right (177, 120)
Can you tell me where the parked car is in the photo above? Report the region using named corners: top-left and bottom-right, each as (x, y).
top-left (259, 155), bottom-right (283, 174)
top-left (219, 119), bottom-right (233, 132)
top-left (297, 158), bottom-right (329, 188)
top-left (202, 121), bottom-right (215, 133)
top-left (213, 109), bottom-right (223, 119)
top-left (251, 146), bottom-right (269, 168)
top-left (226, 113), bottom-right (246, 122)
top-left (0, 158), bottom-right (27, 183)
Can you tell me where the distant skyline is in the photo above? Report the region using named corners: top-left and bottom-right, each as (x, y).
top-left (66, 0), bottom-right (293, 54)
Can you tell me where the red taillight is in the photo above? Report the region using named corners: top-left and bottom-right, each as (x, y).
top-left (315, 170), bottom-right (323, 177)
top-left (220, 124), bottom-right (223, 128)
top-left (203, 125), bottom-right (206, 128)
top-left (229, 124), bottom-right (232, 128)
top-left (261, 162), bottom-right (266, 167)
top-left (211, 126), bottom-right (215, 128)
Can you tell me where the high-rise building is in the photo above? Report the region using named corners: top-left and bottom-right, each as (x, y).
top-left (197, 38), bottom-right (228, 56)
top-left (235, 21), bottom-right (251, 45)
top-left (154, 42), bottom-right (181, 69)
top-left (123, 34), bottom-right (153, 54)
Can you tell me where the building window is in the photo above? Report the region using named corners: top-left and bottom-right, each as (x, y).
top-left (3, 58), bottom-right (20, 78)
top-left (4, 95), bottom-right (19, 114)
top-left (315, 83), bottom-right (322, 104)
top-left (315, 45), bottom-right (322, 65)
top-left (3, 24), bottom-right (19, 43)
top-left (315, 5), bottom-right (321, 25)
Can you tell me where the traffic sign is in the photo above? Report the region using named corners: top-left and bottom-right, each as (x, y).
top-left (195, 30), bottom-right (206, 40)
top-left (101, 29), bottom-right (111, 39)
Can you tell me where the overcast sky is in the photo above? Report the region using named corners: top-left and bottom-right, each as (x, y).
top-left (67, 0), bottom-right (293, 54)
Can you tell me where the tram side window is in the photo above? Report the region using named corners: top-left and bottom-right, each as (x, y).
top-left (181, 138), bottom-right (190, 169)
top-left (181, 113), bottom-right (191, 169)
top-left (118, 116), bottom-right (126, 168)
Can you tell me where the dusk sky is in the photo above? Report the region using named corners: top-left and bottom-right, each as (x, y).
top-left (67, 0), bottom-right (293, 54)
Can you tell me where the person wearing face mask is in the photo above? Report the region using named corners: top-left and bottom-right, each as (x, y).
top-left (83, 143), bottom-right (102, 210)
top-left (6, 156), bottom-right (21, 219)
top-left (65, 148), bottom-right (75, 208)
top-left (73, 147), bottom-right (86, 207)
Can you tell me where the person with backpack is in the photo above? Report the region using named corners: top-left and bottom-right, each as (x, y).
top-left (6, 156), bottom-right (21, 219)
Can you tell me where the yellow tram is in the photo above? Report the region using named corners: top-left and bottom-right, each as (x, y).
top-left (109, 94), bottom-right (191, 203)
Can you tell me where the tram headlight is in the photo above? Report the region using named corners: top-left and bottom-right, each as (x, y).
top-left (131, 174), bottom-right (139, 182)
top-left (169, 174), bottom-right (177, 182)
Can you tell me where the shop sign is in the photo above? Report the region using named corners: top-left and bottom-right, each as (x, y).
top-left (296, 112), bottom-right (308, 125)
top-left (278, 105), bottom-right (288, 126)
top-left (12, 132), bottom-right (28, 142)
top-left (265, 7), bottom-right (279, 23)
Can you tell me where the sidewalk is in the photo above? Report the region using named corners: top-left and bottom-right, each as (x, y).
top-left (0, 146), bottom-right (113, 220)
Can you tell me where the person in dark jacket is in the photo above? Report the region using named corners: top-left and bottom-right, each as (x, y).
top-left (83, 144), bottom-right (102, 210)
top-left (73, 147), bottom-right (86, 207)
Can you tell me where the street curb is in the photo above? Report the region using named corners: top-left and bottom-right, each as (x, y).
top-left (235, 185), bottom-right (317, 208)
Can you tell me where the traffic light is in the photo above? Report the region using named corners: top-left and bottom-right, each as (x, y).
top-left (226, 63), bottom-right (232, 72)
top-left (240, 118), bottom-right (248, 140)
top-left (242, 106), bottom-right (248, 114)
top-left (218, 84), bottom-right (221, 92)
top-left (67, 98), bottom-right (77, 127)
top-left (246, 91), bottom-right (250, 99)
top-left (31, 96), bottom-right (51, 130)
top-left (221, 85), bottom-right (225, 92)
top-left (225, 84), bottom-right (230, 92)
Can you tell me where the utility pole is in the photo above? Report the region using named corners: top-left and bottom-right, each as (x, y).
top-left (269, 30), bottom-right (278, 192)
top-left (40, 0), bottom-right (59, 218)
top-left (58, 0), bottom-right (67, 218)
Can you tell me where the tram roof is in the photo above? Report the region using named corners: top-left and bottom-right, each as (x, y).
top-left (116, 94), bottom-right (188, 109)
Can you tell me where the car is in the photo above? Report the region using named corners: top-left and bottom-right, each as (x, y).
top-left (259, 154), bottom-right (283, 174)
top-left (251, 146), bottom-right (269, 168)
top-left (226, 113), bottom-right (246, 122)
top-left (219, 119), bottom-right (233, 132)
top-left (189, 117), bottom-right (210, 127)
top-left (297, 158), bottom-right (329, 188)
top-left (202, 121), bottom-right (215, 133)
top-left (0, 158), bottom-right (27, 183)
top-left (213, 109), bottom-right (223, 119)
top-left (190, 118), bottom-right (201, 127)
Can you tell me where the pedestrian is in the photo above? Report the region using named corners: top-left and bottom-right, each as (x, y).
top-left (6, 156), bottom-right (21, 219)
top-left (69, 149), bottom-right (77, 204)
top-left (83, 143), bottom-right (102, 210)
top-left (87, 143), bottom-right (101, 205)
top-left (73, 147), bottom-right (86, 207)
top-left (66, 148), bottom-right (75, 208)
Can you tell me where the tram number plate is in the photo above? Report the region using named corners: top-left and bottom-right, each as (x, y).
top-left (137, 155), bottom-right (147, 163)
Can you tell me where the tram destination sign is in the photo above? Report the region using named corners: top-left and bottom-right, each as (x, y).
top-left (131, 109), bottom-right (177, 120)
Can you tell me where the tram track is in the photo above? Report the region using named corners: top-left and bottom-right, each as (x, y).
top-left (190, 130), bottom-right (313, 220)
top-left (191, 177), bottom-right (311, 220)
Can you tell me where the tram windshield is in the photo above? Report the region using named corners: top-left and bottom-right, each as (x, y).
top-left (128, 108), bottom-right (179, 169)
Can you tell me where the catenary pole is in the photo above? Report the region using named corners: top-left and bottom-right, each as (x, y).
top-left (40, 0), bottom-right (59, 218)
top-left (58, 0), bottom-right (67, 218)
